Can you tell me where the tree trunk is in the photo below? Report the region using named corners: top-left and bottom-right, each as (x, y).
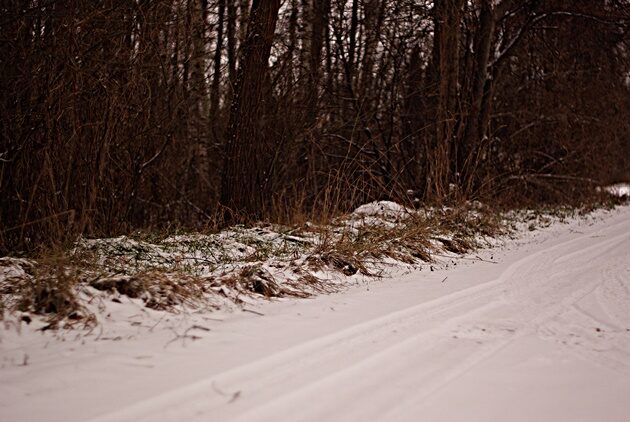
top-left (210, 0), bottom-right (226, 119)
top-left (357, 0), bottom-right (384, 101)
top-left (188, 0), bottom-right (210, 195)
top-left (300, 0), bottom-right (329, 184)
top-left (427, 0), bottom-right (464, 200)
top-left (239, 0), bottom-right (250, 46)
top-left (460, 0), bottom-right (495, 195)
top-left (226, 0), bottom-right (237, 87)
top-left (305, 0), bottom-right (328, 127)
top-left (220, 0), bottom-right (281, 219)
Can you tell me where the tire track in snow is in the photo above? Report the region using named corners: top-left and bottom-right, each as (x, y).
top-left (89, 212), bottom-right (630, 422)
top-left (536, 246), bottom-right (630, 376)
top-left (239, 228), bottom-right (630, 421)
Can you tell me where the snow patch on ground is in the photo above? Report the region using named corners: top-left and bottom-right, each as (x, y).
top-left (0, 257), bottom-right (32, 280)
top-left (351, 200), bottom-right (410, 220)
top-left (605, 183), bottom-right (630, 198)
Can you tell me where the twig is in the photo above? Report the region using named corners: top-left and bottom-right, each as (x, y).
top-left (185, 324), bottom-right (211, 333)
top-left (432, 253), bottom-right (498, 264)
top-left (242, 308), bottom-right (264, 316)
top-left (1, 210), bottom-right (75, 234)
top-left (164, 327), bottom-right (203, 348)
top-left (212, 382), bottom-right (242, 403)
top-left (149, 314), bottom-right (167, 332)
top-left (474, 255), bottom-right (499, 264)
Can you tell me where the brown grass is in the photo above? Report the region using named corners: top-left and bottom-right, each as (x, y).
top-left (1, 255), bottom-right (94, 328)
top-left (90, 271), bottom-right (208, 312)
top-left (4, 198), bottom-right (617, 328)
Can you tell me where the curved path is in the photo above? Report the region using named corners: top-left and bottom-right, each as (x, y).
top-left (94, 209), bottom-right (630, 422)
top-left (2, 207), bottom-right (629, 422)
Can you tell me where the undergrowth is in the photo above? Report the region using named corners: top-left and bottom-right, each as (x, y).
top-left (0, 195), bottom-right (626, 329)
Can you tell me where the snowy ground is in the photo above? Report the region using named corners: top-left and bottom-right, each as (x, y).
top-left (1, 205), bottom-right (630, 421)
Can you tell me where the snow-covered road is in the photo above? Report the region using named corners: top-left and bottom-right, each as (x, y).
top-left (2, 206), bottom-right (630, 421)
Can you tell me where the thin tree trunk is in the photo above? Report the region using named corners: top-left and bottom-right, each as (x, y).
top-left (305, 0), bottom-right (328, 126)
top-left (189, 0), bottom-right (210, 190)
top-left (287, 0), bottom-right (298, 88)
top-left (301, 0), bottom-right (329, 183)
top-left (239, 0), bottom-right (250, 46)
top-left (227, 0), bottom-right (237, 87)
top-left (357, 0), bottom-right (384, 101)
top-left (210, 0), bottom-right (226, 119)
top-left (427, 0), bottom-right (463, 200)
top-left (348, 0), bottom-right (359, 76)
top-left (460, 0), bottom-right (495, 194)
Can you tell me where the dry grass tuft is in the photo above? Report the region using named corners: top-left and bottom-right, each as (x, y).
top-left (218, 264), bottom-right (314, 299)
top-left (1, 256), bottom-right (94, 328)
top-left (235, 265), bottom-right (284, 297)
top-left (317, 251), bottom-right (369, 276)
top-left (90, 271), bottom-right (208, 311)
top-left (432, 237), bottom-right (473, 254)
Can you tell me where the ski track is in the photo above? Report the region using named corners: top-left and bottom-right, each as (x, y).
top-left (86, 210), bottom-right (630, 422)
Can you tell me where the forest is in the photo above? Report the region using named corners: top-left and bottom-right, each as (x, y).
top-left (1, 0), bottom-right (629, 254)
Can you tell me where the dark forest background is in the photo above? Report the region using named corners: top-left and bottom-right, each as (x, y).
top-left (1, 0), bottom-right (629, 253)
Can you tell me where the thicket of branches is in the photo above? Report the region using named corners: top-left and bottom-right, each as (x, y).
top-left (2, 0), bottom-right (629, 253)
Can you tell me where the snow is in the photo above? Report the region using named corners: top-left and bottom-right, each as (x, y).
top-left (351, 200), bottom-right (410, 220)
top-left (346, 200), bottom-right (412, 231)
top-left (605, 183), bottom-right (630, 198)
top-left (0, 257), bottom-right (32, 280)
top-left (1, 205), bottom-right (630, 421)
